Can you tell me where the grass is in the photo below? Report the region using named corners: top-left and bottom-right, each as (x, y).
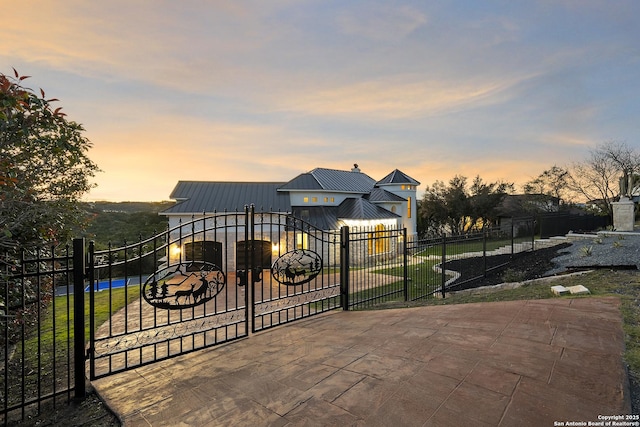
top-left (9, 284), bottom-right (141, 417)
top-left (22, 285), bottom-right (141, 354)
top-left (415, 237), bottom-right (528, 257)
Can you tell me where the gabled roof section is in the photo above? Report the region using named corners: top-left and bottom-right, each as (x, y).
top-left (376, 169), bottom-right (420, 186)
top-left (337, 198), bottom-right (400, 220)
top-left (162, 181), bottom-right (291, 214)
top-left (279, 168), bottom-right (376, 193)
top-left (366, 188), bottom-right (406, 203)
top-left (292, 206), bottom-right (341, 231)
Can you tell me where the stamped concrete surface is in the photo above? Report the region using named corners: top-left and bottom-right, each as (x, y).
top-left (93, 297), bottom-right (631, 426)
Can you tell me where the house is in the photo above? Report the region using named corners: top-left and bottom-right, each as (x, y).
top-left (160, 165), bottom-right (420, 270)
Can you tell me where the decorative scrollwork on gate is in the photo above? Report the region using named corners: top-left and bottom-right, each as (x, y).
top-left (142, 261), bottom-right (226, 310)
top-left (271, 249), bottom-right (322, 286)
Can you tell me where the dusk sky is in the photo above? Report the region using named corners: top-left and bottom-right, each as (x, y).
top-left (2, 1), bottom-right (639, 201)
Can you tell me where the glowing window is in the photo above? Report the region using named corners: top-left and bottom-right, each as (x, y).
top-left (303, 197), bottom-right (309, 203)
top-left (408, 197), bottom-right (412, 218)
top-left (368, 224), bottom-right (388, 255)
top-left (296, 233), bottom-right (308, 249)
top-left (312, 197), bottom-right (318, 202)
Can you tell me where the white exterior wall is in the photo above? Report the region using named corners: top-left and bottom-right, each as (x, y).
top-left (163, 213), bottom-right (343, 271)
top-left (376, 185), bottom-right (418, 238)
top-left (287, 191), bottom-right (360, 206)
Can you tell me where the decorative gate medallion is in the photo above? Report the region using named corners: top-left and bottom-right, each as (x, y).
top-left (271, 249), bottom-right (323, 286)
top-left (142, 261), bottom-right (226, 310)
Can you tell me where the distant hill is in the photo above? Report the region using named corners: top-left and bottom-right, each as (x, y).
top-left (81, 201), bottom-right (175, 248)
top-left (84, 201), bottom-right (175, 214)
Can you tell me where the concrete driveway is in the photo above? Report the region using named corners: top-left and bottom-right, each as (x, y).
top-left (93, 297), bottom-right (631, 426)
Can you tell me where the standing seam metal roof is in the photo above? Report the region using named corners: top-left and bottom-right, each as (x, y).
top-left (278, 168), bottom-right (376, 193)
top-left (162, 181), bottom-right (291, 214)
top-left (376, 169), bottom-right (421, 185)
top-left (337, 198), bottom-right (400, 219)
top-left (366, 188), bottom-right (407, 203)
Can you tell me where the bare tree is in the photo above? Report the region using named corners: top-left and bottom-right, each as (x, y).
top-left (567, 141), bottom-right (639, 217)
top-left (595, 140), bottom-right (640, 198)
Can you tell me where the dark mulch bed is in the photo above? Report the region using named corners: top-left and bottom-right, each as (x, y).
top-left (445, 243), bottom-right (572, 291)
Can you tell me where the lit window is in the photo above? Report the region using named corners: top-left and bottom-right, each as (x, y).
top-left (331, 197), bottom-right (334, 202)
top-left (312, 197), bottom-right (318, 202)
top-left (303, 197), bottom-right (309, 203)
top-left (324, 197), bottom-right (328, 202)
top-left (368, 224), bottom-right (388, 255)
top-left (296, 233), bottom-right (308, 249)
top-left (408, 197), bottom-right (412, 218)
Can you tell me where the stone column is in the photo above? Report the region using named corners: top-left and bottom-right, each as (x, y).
top-left (611, 197), bottom-right (635, 232)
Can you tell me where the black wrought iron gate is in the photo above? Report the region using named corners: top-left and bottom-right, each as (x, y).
top-left (87, 207), bottom-right (341, 380)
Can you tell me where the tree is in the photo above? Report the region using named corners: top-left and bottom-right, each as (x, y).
top-left (1, 68), bottom-right (99, 250)
top-left (523, 166), bottom-right (571, 204)
top-left (595, 140), bottom-right (640, 199)
top-left (521, 166), bottom-right (573, 213)
top-left (468, 176), bottom-right (514, 228)
top-left (418, 175), bottom-right (512, 237)
top-left (567, 141), bottom-right (639, 217)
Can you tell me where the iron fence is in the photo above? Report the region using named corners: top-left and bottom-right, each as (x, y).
top-left (343, 217), bottom-right (535, 310)
top-left (538, 212), bottom-right (610, 238)
top-left (1, 243), bottom-right (85, 426)
top-left (2, 213), bottom-right (537, 423)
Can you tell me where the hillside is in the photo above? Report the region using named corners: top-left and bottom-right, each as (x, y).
top-left (81, 201), bottom-right (175, 248)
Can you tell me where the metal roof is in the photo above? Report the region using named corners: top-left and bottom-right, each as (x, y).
top-left (366, 188), bottom-right (406, 203)
top-left (291, 198), bottom-right (399, 230)
top-left (376, 169), bottom-right (421, 186)
top-left (279, 168), bottom-right (376, 193)
top-left (162, 181), bottom-right (291, 214)
top-left (291, 206), bottom-right (341, 230)
top-left (337, 198), bottom-right (400, 220)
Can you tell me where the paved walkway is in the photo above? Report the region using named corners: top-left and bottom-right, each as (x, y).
top-left (93, 297), bottom-right (632, 426)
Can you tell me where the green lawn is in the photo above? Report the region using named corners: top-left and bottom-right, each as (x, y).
top-left (14, 285), bottom-right (141, 406)
top-left (414, 236), bottom-right (534, 257)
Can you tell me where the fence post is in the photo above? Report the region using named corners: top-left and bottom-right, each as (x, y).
top-left (441, 234), bottom-right (446, 298)
top-left (531, 218), bottom-right (535, 251)
top-left (510, 219), bottom-right (515, 260)
top-left (88, 241), bottom-right (95, 381)
top-left (403, 228), bottom-right (408, 302)
top-left (483, 227), bottom-right (487, 278)
top-left (340, 226), bottom-right (350, 310)
top-left (72, 238), bottom-right (86, 401)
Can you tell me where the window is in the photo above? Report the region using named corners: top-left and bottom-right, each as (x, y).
top-left (296, 233), bottom-right (308, 249)
top-left (407, 197), bottom-right (412, 218)
top-left (312, 197), bottom-right (318, 202)
top-left (368, 224), bottom-right (388, 255)
top-left (303, 197), bottom-right (309, 203)
top-left (391, 205), bottom-right (397, 213)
